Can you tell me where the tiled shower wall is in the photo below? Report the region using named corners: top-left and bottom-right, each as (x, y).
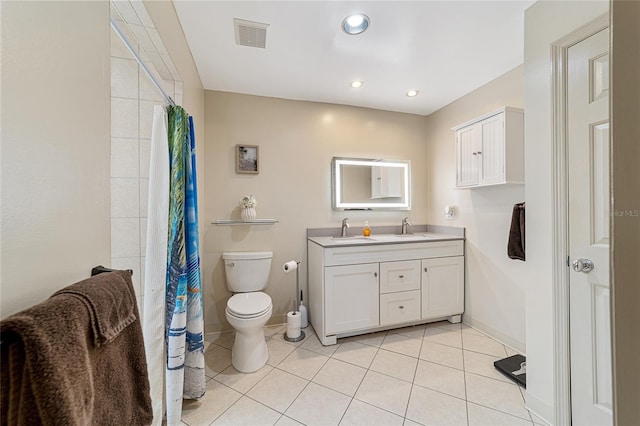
top-left (109, 2), bottom-right (182, 316)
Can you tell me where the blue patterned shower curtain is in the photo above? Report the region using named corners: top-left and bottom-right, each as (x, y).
top-left (165, 106), bottom-right (205, 425)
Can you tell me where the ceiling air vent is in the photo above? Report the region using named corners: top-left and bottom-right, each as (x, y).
top-left (233, 18), bottom-right (269, 49)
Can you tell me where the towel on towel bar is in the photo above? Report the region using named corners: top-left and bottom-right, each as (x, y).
top-left (508, 202), bottom-right (526, 261)
top-left (0, 271), bottom-right (152, 426)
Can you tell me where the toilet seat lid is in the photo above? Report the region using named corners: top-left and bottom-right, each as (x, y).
top-left (227, 292), bottom-right (272, 317)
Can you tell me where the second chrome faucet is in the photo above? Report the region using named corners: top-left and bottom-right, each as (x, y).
top-left (341, 218), bottom-right (350, 237)
top-left (401, 216), bottom-right (412, 235)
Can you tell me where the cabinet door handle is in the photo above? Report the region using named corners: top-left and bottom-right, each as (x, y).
top-left (472, 152), bottom-right (478, 155)
top-left (398, 275), bottom-right (404, 279)
top-left (374, 272), bottom-right (377, 278)
top-left (477, 151), bottom-right (482, 155)
top-left (399, 306), bottom-right (404, 309)
top-left (424, 267), bottom-right (428, 272)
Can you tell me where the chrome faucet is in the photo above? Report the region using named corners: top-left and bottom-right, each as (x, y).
top-left (341, 218), bottom-right (350, 237)
top-left (401, 217), bottom-right (412, 235)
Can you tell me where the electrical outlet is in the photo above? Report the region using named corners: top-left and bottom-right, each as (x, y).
top-left (444, 205), bottom-right (455, 220)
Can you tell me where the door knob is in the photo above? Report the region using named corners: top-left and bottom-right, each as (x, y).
top-left (572, 258), bottom-right (594, 273)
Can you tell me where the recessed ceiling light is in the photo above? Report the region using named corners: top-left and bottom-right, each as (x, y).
top-left (406, 90), bottom-right (419, 97)
top-left (350, 80), bottom-right (363, 88)
top-left (342, 13), bottom-right (370, 35)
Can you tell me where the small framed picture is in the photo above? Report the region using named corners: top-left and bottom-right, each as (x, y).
top-left (236, 144), bottom-right (259, 174)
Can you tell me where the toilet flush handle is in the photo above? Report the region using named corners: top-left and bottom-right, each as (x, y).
top-left (228, 262), bottom-right (235, 267)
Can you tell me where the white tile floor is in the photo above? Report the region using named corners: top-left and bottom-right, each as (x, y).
top-left (182, 321), bottom-right (544, 426)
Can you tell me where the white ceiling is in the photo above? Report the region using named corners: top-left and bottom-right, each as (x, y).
top-left (173, 1), bottom-right (535, 116)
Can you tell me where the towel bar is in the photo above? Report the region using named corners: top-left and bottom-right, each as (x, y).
top-left (91, 265), bottom-right (133, 277)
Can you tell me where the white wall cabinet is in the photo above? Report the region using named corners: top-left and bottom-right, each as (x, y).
top-left (454, 107), bottom-right (524, 188)
top-left (308, 239), bottom-right (465, 345)
top-left (371, 166), bottom-right (402, 199)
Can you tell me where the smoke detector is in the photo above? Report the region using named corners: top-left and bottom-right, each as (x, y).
top-left (234, 18), bottom-right (269, 48)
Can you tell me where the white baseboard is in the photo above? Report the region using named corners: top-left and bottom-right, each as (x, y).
top-left (462, 315), bottom-right (526, 354)
top-left (525, 391), bottom-right (554, 425)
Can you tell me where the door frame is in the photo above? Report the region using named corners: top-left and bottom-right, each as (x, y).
top-left (550, 13), bottom-right (610, 426)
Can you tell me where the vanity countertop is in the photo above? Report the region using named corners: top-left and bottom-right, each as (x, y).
top-left (308, 232), bottom-right (464, 248)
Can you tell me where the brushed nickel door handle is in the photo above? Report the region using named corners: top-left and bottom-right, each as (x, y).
top-left (572, 258), bottom-right (594, 273)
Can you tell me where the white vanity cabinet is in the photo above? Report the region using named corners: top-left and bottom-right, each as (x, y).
top-left (325, 263), bottom-right (379, 334)
top-left (422, 256), bottom-right (464, 320)
top-left (454, 106), bottom-right (524, 188)
top-left (308, 237), bottom-right (465, 346)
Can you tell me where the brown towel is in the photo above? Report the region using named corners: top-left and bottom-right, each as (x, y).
top-left (508, 202), bottom-right (526, 261)
top-left (1, 271), bottom-right (152, 426)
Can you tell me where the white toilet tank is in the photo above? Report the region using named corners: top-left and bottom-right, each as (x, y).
top-left (223, 251), bottom-right (273, 292)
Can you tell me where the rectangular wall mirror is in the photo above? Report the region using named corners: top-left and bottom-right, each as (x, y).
top-left (332, 157), bottom-right (411, 210)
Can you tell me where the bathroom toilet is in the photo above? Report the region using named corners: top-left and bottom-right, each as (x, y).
top-left (223, 251), bottom-right (273, 372)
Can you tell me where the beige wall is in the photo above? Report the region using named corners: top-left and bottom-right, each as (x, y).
top-left (0, 1), bottom-right (111, 317)
top-left (203, 91), bottom-right (429, 331)
top-left (610, 1), bottom-right (640, 424)
top-left (423, 65), bottom-right (526, 351)
top-left (523, 0), bottom-right (609, 423)
top-left (0, 1), bottom-right (204, 320)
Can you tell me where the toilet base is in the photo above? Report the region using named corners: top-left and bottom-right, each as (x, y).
top-left (231, 328), bottom-right (269, 373)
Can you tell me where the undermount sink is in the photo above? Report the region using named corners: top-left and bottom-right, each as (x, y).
top-left (331, 236), bottom-right (377, 241)
top-left (325, 233), bottom-right (452, 245)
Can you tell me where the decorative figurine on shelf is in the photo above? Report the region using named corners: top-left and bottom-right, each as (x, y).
top-left (240, 195), bottom-right (257, 221)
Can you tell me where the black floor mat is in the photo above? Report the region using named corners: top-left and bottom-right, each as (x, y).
top-left (493, 354), bottom-right (526, 388)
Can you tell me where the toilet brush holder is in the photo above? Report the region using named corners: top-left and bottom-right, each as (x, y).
top-left (283, 260), bottom-right (305, 342)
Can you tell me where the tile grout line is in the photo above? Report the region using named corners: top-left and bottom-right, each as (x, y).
top-left (197, 323), bottom-right (530, 425)
top-left (347, 334), bottom-right (382, 420)
top-left (403, 325), bottom-right (426, 419)
top-left (462, 328), bottom-right (470, 426)
top-left (256, 329), bottom-right (322, 423)
top-left (199, 380), bottom-right (242, 426)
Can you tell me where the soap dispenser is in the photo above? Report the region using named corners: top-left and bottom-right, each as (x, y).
top-left (363, 221), bottom-right (371, 237)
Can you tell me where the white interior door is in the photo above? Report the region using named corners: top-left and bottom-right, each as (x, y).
top-left (568, 28), bottom-right (612, 426)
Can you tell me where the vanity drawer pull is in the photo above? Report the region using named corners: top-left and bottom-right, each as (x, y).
top-left (399, 306), bottom-right (404, 309)
top-left (398, 275), bottom-right (404, 279)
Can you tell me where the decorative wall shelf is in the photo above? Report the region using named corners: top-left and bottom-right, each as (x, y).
top-left (213, 219), bottom-right (278, 225)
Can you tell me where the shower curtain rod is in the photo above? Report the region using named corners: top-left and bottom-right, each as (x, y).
top-left (110, 17), bottom-right (176, 107)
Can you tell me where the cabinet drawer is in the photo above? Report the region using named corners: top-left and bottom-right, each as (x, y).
top-left (324, 240), bottom-right (463, 266)
top-left (380, 260), bottom-right (421, 293)
top-left (380, 290), bottom-right (421, 326)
